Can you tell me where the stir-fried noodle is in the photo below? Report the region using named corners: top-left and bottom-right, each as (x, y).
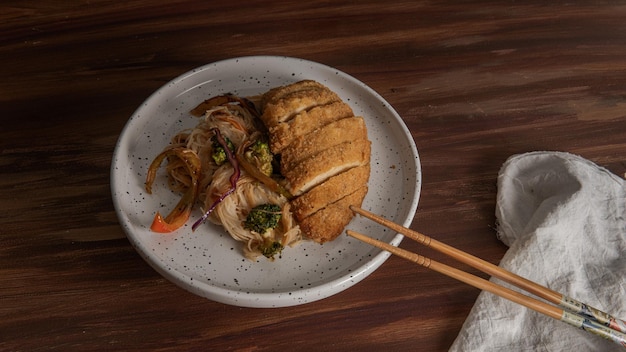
top-left (147, 96), bottom-right (301, 260)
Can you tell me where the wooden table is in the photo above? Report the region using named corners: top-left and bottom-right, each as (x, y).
top-left (3, 2), bottom-right (626, 350)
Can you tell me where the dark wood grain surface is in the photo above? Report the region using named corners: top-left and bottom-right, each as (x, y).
top-left (3, 1), bottom-right (626, 351)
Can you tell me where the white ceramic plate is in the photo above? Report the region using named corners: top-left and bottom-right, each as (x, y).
top-left (111, 56), bottom-right (421, 308)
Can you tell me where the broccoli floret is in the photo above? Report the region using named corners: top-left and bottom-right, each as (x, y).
top-left (211, 135), bottom-right (235, 166)
top-left (260, 239), bottom-right (284, 259)
top-left (244, 204), bottom-right (282, 234)
top-left (244, 139), bottom-right (273, 176)
top-left (244, 204), bottom-right (284, 259)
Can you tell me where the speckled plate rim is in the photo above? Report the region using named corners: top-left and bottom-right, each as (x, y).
top-left (111, 56), bottom-right (421, 308)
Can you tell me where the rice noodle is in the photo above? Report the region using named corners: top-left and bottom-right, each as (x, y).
top-left (158, 98), bottom-right (301, 260)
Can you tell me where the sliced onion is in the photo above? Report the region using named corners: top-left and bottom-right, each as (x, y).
top-left (145, 146), bottom-right (201, 233)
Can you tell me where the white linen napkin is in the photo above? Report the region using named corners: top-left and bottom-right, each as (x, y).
top-left (449, 151), bottom-right (626, 351)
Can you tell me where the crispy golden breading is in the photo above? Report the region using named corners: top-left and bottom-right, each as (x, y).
top-left (260, 80), bottom-right (371, 243)
top-left (282, 138), bottom-right (370, 196)
top-left (260, 87), bottom-right (340, 127)
top-left (261, 80), bottom-right (327, 107)
top-left (298, 186), bottom-right (369, 243)
top-left (268, 101), bottom-right (354, 154)
top-left (291, 164), bottom-right (370, 221)
top-left (280, 116), bottom-right (367, 171)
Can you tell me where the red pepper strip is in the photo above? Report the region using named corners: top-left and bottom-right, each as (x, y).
top-left (149, 197), bottom-right (192, 233)
top-left (191, 128), bottom-right (240, 231)
top-left (145, 146), bottom-right (201, 233)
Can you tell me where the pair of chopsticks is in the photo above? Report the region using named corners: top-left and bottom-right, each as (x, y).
top-left (347, 206), bottom-right (626, 348)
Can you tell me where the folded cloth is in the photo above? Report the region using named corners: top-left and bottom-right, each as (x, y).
top-left (449, 151), bottom-right (626, 351)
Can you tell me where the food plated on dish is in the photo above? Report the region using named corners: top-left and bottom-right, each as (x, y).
top-left (111, 56), bottom-right (420, 307)
top-left (146, 80), bottom-right (372, 260)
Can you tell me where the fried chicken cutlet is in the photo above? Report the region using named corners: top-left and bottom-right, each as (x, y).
top-left (260, 80), bottom-right (371, 243)
top-left (260, 81), bottom-right (341, 127)
top-left (268, 101), bottom-right (354, 154)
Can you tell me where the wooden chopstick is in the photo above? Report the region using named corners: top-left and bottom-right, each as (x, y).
top-left (348, 206), bottom-right (626, 347)
top-left (346, 229), bottom-right (626, 348)
top-left (350, 206), bottom-right (626, 332)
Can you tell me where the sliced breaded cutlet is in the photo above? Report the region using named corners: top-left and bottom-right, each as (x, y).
top-left (291, 164), bottom-right (370, 221)
top-left (260, 80), bottom-right (371, 243)
top-left (280, 116), bottom-right (367, 171)
top-left (260, 86), bottom-right (340, 128)
top-left (268, 101), bottom-right (354, 154)
top-left (261, 80), bottom-right (327, 107)
top-left (298, 185), bottom-right (369, 243)
top-left (281, 138), bottom-right (371, 196)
